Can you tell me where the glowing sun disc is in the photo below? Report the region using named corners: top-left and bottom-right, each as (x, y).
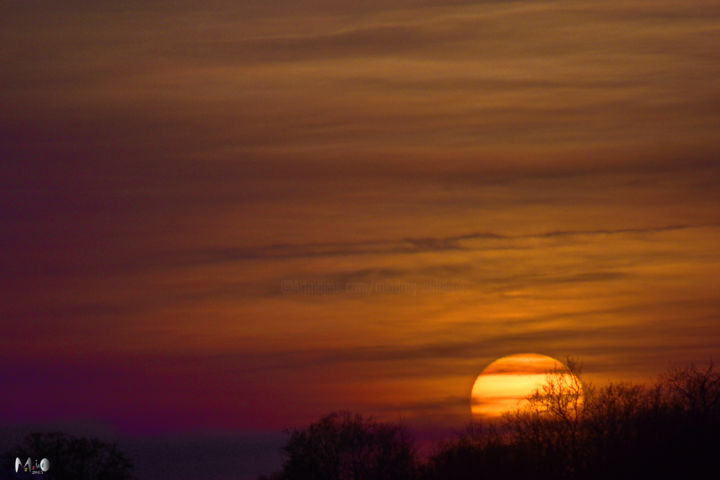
top-left (470, 353), bottom-right (575, 418)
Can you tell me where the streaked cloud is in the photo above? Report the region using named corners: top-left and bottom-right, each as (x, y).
top-left (1, 0), bottom-right (720, 441)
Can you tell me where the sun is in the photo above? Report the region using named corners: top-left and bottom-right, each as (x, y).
top-left (470, 353), bottom-right (577, 418)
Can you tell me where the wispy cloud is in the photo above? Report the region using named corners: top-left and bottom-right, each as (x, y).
top-left (172, 223), bottom-right (706, 263)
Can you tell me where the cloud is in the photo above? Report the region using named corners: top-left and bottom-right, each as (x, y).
top-left (173, 223), bottom-right (705, 263)
top-left (163, 307), bottom-right (719, 376)
top-left (2, 0), bottom-right (720, 440)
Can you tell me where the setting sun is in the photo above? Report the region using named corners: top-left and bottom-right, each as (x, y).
top-left (470, 353), bottom-right (578, 418)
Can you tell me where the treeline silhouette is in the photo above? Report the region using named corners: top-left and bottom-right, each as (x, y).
top-left (260, 360), bottom-right (720, 480)
top-left (0, 432), bottom-right (136, 480)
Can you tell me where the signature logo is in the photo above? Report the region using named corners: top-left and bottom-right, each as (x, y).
top-left (14, 458), bottom-right (50, 475)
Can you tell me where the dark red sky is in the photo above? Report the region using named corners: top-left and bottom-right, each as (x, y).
top-left (2, 2), bottom-right (720, 475)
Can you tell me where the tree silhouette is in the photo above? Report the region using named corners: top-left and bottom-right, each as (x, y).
top-left (1, 432), bottom-right (136, 480)
top-left (428, 358), bottom-right (720, 479)
top-left (499, 357), bottom-right (585, 478)
top-left (422, 423), bottom-right (532, 480)
top-left (261, 411), bottom-right (416, 480)
top-left (258, 359), bottom-right (720, 480)
top-left (662, 360), bottom-right (720, 416)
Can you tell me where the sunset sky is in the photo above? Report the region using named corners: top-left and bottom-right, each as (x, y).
top-left (2, 0), bottom-right (720, 477)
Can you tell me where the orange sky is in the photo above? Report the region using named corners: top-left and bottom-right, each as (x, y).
top-left (2, 0), bottom-right (720, 434)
